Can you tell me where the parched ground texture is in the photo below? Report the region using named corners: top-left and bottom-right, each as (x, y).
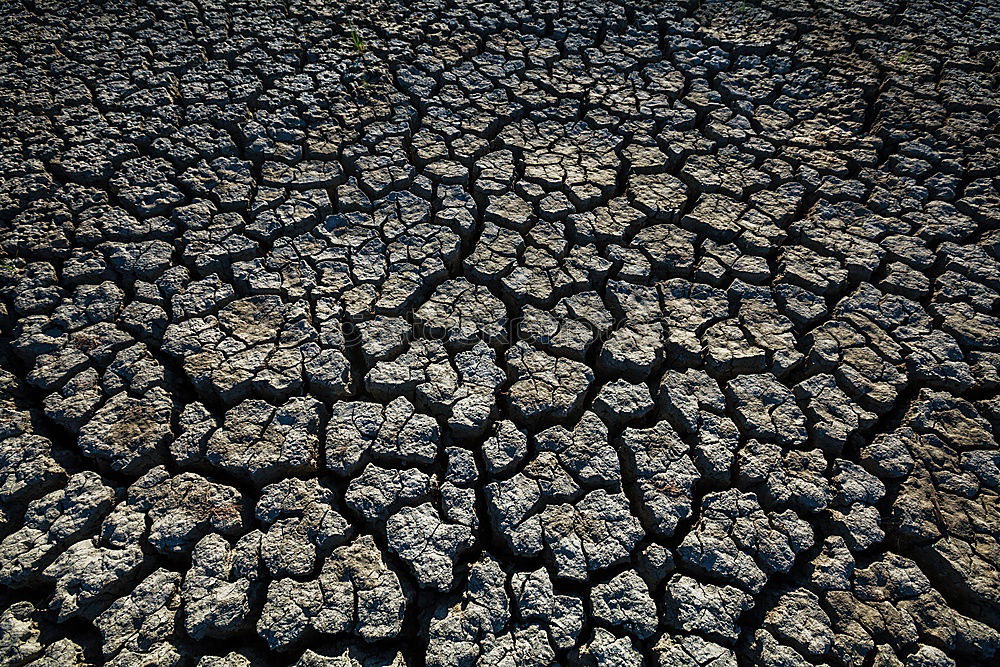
top-left (1, 0), bottom-right (1000, 665)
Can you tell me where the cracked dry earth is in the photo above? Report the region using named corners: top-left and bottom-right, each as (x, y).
top-left (2, 1), bottom-right (1000, 667)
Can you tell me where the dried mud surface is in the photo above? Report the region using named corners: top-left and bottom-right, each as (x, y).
top-left (1, 0), bottom-right (1000, 665)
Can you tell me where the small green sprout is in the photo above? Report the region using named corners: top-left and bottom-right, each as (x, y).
top-left (0, 252), bottom-right (15, 276)
top-left (898, 51), bottom-right (911, 64)
top-left (349, 23), bottom-right (366, 55)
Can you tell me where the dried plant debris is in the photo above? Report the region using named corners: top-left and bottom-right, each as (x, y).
top-left (1, 0), bottom-right (999, 664)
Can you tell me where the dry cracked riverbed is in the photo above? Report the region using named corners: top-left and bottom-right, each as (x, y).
top-left (1, 0), bottom-right (1000, 665)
